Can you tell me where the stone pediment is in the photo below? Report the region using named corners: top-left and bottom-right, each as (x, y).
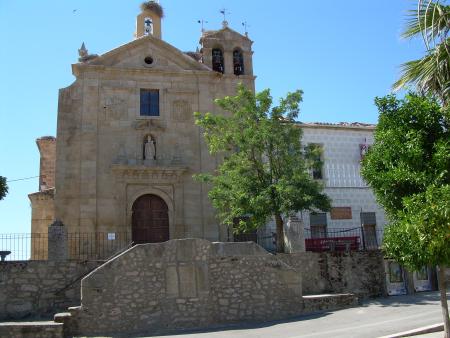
top-left (200, 27), bottom-right (253, 49)
top-left (76, 35), bottom-right (210, 73)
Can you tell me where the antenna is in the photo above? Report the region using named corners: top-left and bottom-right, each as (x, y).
top-left (197, 19), bottom-right (208, 33)
top-left (242, 21), bottom-right (250, 36)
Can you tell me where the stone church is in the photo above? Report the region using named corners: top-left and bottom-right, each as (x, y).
top-left (29, 2), bottom-right (255, 246)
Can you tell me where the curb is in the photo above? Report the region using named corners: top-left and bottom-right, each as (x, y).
top-left (378, 323), bottom-right (443, 338)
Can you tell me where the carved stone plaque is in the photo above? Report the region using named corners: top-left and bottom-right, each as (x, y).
top-left (330, 207), bottom-right (352, 220)
top-left (171, 100), bottom-right (192, 122)
top-left (101, 88), bottom-right (132, 121)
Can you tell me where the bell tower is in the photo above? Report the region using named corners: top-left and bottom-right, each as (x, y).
top-left (135, 1), bottom-right (163, 39)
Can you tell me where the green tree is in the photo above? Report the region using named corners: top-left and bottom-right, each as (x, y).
top-left (195, 84), bottom-right (331, 253)
top-left (361, 94), bottom-right (450, 337)
top-left (0, 176), bottom-right (8, 200)
top-left (393, 0), bottom-right (450, 105)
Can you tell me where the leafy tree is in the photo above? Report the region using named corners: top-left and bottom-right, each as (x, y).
top-left (361, 94), bottom-right (450, 337)
top-left (195, 84), bottom-right (331, 253)
top-left (0, 176), bottom-right (8, 200)
top-left (393, 0), bottom-right (450, 105)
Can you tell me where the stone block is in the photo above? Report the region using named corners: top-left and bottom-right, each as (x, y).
top-left (48, 221), bottom-right (68, 261)
top-left (165, 266), bottom-right (179, 297)
top-left (179, 265), bottom-right (197, 298)
top-left (176, 239), bottom-right (195, 262)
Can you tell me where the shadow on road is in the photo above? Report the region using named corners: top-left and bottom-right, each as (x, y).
top-left (134, 311), bottom-right (334, 337)
top-left (361, 291), bottom-right (447, 308)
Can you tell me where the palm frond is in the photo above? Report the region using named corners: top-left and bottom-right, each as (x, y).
top-left (394, 38), bottom-right (450, 103)
top-left (402, 1), bottom-right (450, 49)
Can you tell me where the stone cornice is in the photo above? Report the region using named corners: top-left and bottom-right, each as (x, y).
top-left (298, 123), bottom-right (375, 132)
top-left (111, 164), bottom-right (188, 183)
top-left (28, 188), bottom-right (55, 201)
top-left (71, 63), bottom-right (256, 82)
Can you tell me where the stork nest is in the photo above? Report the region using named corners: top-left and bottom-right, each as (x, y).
top-left (140, 1), bottom-right (164, 17)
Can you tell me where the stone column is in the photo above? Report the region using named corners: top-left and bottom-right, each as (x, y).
top-left (48, 220), bottom-right (68, 261)
top-left (283, 214), bottom-right (305, 253)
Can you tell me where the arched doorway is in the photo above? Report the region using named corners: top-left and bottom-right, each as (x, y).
top-left (131, 194), bottom-right (169, 243)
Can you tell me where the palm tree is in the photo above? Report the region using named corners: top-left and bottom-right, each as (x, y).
top-left (393, 0), bottom-right (450, 105)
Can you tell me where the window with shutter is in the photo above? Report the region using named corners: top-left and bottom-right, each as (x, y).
top-left (310, 212), bottom-right (327, 238)
top-left (360, 212), bottom-right (376, 225)
top-left (140, 89), bottom-right (159, 116)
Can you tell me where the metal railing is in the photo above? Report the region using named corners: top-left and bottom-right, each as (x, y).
top-left (0, 226), bottom-right (383, 261)
top-left (304, 227), bottom-right (383, 252)
top-left (234, 227), bottom-right (383, 253)
top-left (0, 232), bottom-right (132, 261)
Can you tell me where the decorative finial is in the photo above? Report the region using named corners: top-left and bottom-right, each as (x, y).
top-left (78, 42), bottom-right (88, 58)
top-left (78, 42), bottom-right (98, 63)
top-left (220, 8), bottom-right (230, 28)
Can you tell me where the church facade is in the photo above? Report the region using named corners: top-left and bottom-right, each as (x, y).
top-left (29, 2), bottom-right (255, 245)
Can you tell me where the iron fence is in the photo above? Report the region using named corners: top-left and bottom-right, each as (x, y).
top-left (233, 227), bottom-right (383, 253)
top-left (0, 232), bottom-right (133, 261)
top-left (0, 226), bottom-right (383, 261)
top-left (304, 227), bottom-right (383, 252)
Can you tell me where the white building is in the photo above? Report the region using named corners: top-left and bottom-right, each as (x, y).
top-left (257, 122), bottom-right (387, 252)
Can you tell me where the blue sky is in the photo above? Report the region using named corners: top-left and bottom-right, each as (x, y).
top-left (0, 0), bottom-right (423, 233)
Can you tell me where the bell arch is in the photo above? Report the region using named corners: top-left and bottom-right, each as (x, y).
top-left (212, 47), bottom-right (224, 73)
top-left (233, 48), bottom-right (244, 75)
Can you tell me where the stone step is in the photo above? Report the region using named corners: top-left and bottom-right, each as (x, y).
top-left (302, 293), bottom-right (359, 312)
top-left (0, 321), bottom-right (63, 338)
top-left (55, 308), bottom-right (84, 337)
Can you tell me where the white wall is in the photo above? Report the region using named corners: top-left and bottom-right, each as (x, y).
top-left (261, 125), bottom-right (388, 242)
top-left (301, 125), bottom-right (387, 232)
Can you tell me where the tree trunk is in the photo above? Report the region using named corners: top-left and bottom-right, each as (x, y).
top-left (438, 264), bottom-right (450, 338)
top-left (275, 213), bottom-right (285, 253)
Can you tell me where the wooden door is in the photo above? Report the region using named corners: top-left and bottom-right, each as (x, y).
top-left (132, 194), bottom-right (169, 243)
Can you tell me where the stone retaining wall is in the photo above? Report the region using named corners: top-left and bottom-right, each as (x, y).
top-left (0, 261), bottom-right (100, 320)
top-left (0, 242), bottom-right (385, 325)
top-left (280, 250), bottom-right (386, 298)
top-left (68, 239), bottom-right (303, 335)
top-left (65, 239), bottom-right (375, 336)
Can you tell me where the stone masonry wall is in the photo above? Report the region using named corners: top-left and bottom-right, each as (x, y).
top-left (281, 250), bottom-right (386, 298)
top-left (69, 239), bottom-right (303, 336)
top-left (36, 136), bottom-right (56, 191)
top-left (0, 261), bottom-right (100, 320)
top-left (0, 246), bottom-right (384, 325)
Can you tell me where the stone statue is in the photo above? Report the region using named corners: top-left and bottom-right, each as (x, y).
top-left (144, 135), bottom-right (156, 161)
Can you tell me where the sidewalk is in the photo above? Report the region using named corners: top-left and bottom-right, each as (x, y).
top-left (147, 291), bottom-right (448, 338)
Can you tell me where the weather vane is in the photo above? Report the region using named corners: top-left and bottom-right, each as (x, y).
top-left (220, 8), bottom-right (230, 27)
top-left (197, 19), bottom-right (208, 33)
top-left (242, 21), bottom-right (250, 36)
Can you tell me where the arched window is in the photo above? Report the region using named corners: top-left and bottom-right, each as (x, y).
top-left (212, 48), bottom-right (224, 73)
top-left (233, 49), bottom-right (244, 75)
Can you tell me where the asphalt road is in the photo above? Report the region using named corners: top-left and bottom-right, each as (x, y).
top-left (148, 291), bottom-right (447, 338)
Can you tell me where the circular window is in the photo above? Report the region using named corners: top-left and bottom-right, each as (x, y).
top-left (144, 56), bottom-right (154, 65)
